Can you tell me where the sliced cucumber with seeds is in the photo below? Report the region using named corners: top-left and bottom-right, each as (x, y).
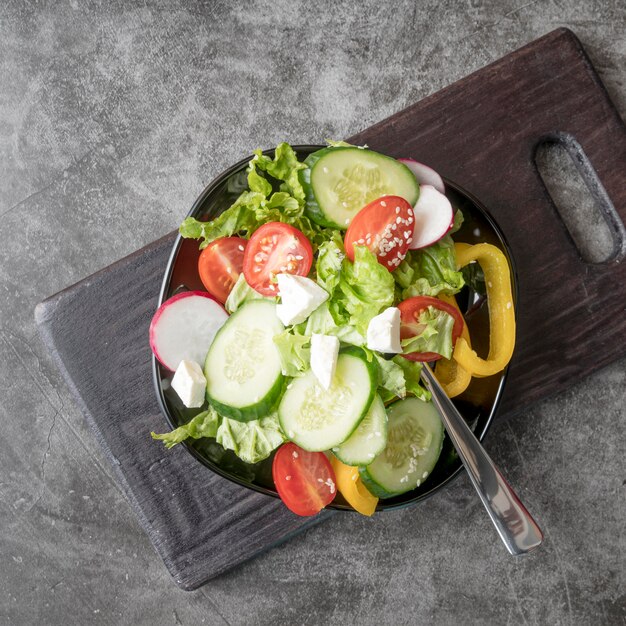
top-left (204, 300), bottom-right (285, 422)
top-left (301, 147), bottom-right (420, 229)
top-left (359, 397), bottom-right (444, 498)
top-left (333, 394), bottom-right (387, 466)
top-left (278, 347), bottom-right (377, 452)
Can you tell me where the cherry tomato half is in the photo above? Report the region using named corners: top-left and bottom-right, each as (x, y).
top-left (243, 222), bottom-right (313, 296)
top-left (344, 196), bottom-right (414, 271)
top-left (198, 237), bottom-right (247, 304)
top-left (398, 295), bottom-right (465, 362)
top-left (272, 443), bottom-right (337, 516)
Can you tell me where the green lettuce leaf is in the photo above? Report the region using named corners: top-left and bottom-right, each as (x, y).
top-left (179, 194), bottom-right (260, 248)
top-left (151, 408), bottom-right (220, 449)
top-left (373, 354), bottom-right (407, 403)
top-left (400, 305), bottom-right (456, 359)
top-left (315, 232), bottom-right (344, 295)
top-left (225, 274), bottom-right (274, 313)
top-left (251, 143), bottom-right (307, 204)
top-left (335, 246), bottom-right (395, 335)
top-left (303, 302), bottom-right (365, 346)
top-left (151, 407), bottom-right (285, 463)
top-left (273, 330), bottom-right (310, 377)
top-left (449, 210), bottom-right (464, 234)
top-left (394, 234), bottom-right (465, 298)
top-left (392, 357), bottom-right (431, 402)
top-left (216, 413), bottom-right (286, 464)
top-left (180, 143), bottom-right (335, 250)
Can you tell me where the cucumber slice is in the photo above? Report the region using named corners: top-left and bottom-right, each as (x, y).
top-left (278, 347), bottom-right (377, 451)
top-left (301, 147), bottom-right (420, 229)
top-left (359, 397), bottom-right (444, 498)
top-left (333, 394), bottom-right (387, 466)
top-left (204, 300), bottom-right (285, 422)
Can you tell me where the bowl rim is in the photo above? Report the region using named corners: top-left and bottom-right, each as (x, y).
top-left (152, 144), bottom-right (518, 512)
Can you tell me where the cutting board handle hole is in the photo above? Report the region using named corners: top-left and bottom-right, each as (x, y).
top-left (534, 135), bottom-right (625, 263)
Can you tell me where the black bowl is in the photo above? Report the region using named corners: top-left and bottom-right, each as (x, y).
top-left (152, 145), bottom-right (517, 511)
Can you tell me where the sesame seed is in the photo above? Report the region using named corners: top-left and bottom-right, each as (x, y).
top-left (488, 281), bottom-right (493, 288)
top-left (395, 207), bottom-right (401, 214)
top-left (416, 479), bottom-right (421, 486)
top-left (345, 218), bottom-right (350, 225)
top-left (295, 255), bottom-right (303, 260)
top-left (422, 472), bottom-right (428, 478)
top-left (391, 224), bottom-right (397, 231)
top-left (506, 302), bottom-right (512, 309)
top-left (396, 216), bottom-right (402, 224)
top-left (285, 475), bottom-right (291, 480)
top-left (381, 201), bottom-right (387, 207)
top-left (293, 451), bottom-right (299, 459)
top-left (407, 217), bottom-right (413, 224)
top-left (317, 478), bottom-right (324, 483)
top-left (238, 244), bottom-right (245, 251)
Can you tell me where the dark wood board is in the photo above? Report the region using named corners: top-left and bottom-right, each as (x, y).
top-left (35, 28), bottom-right (626, 590)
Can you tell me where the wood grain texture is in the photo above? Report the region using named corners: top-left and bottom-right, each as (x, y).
top-left (349, 27), bottom-right (626, 415)
top-left (35, 28), bottom-right (626, 590)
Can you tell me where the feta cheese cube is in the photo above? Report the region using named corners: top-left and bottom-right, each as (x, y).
top-left (171, 360), bottom-right (207, 408)
top-left (275, 274), bottom-right (329, 326)
top-left (310, 334), bottom-right (340, 390)
top-left (366, 307), bottom-right (402, 353)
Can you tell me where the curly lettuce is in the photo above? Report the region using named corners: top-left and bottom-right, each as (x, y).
top-left (400, 305), bottom-right (456, 360)
top-left (395, 234), bottom-right (465, 298)
top-left (151, 407), bottom-right (285, 464)
top-left (180, 143), bottom-right (331, 250)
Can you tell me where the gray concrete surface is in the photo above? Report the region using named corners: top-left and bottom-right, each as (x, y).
top-left (1, 1), bottom-right (625, 624)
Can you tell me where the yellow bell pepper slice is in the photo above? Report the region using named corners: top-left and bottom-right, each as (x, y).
top-left (434, 293), bottom-right (473, 397)
top-left (330, 456), bottom-right (378, 516)
top-left (453, 243), bottom-right (516, 377)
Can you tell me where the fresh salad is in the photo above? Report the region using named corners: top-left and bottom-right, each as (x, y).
top-left (149, 141), bottom-right (516, 517)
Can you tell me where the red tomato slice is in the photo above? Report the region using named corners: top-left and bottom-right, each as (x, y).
top-left (344, 196), bottom-right (414, 271)
top-left (272, 443), bottom-right (337, 516)
top-left (198, 237), bottom-right (247, 304)
top-left (243, 223), bottom-right (313, 296)
top-left (398, 296), bottom-right (465, 362)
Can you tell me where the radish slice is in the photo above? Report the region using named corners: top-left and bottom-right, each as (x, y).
top-left (398, 158), bottom-right (445, 194)
top-left (409, 185), bottom-right (455, 249)
top-left (150, 291), bottom-right (228, 371)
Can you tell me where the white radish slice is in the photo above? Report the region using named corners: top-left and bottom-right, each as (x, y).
top-left (409, 185), bottom-right (455, 249)
top-left (150, 291), bottom-right (228, 371)
top-left (398, 158), bottom-right (445, 194)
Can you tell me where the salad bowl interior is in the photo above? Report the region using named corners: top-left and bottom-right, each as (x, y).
top-left (153, 145), bottom-right (516, 511)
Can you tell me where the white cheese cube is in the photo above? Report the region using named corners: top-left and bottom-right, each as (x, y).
top-left (275, 274), bottom-right (329, 326)
top-left (366, 307), bottom-right (402, 354)
top-left (310, 334), bottom-right (340, 390)
top-left (171, 360), bottom-right (207, 408)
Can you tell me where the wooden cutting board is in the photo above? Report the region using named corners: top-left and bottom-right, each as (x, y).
top-left (35, 28), bottom-right (626, 590)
